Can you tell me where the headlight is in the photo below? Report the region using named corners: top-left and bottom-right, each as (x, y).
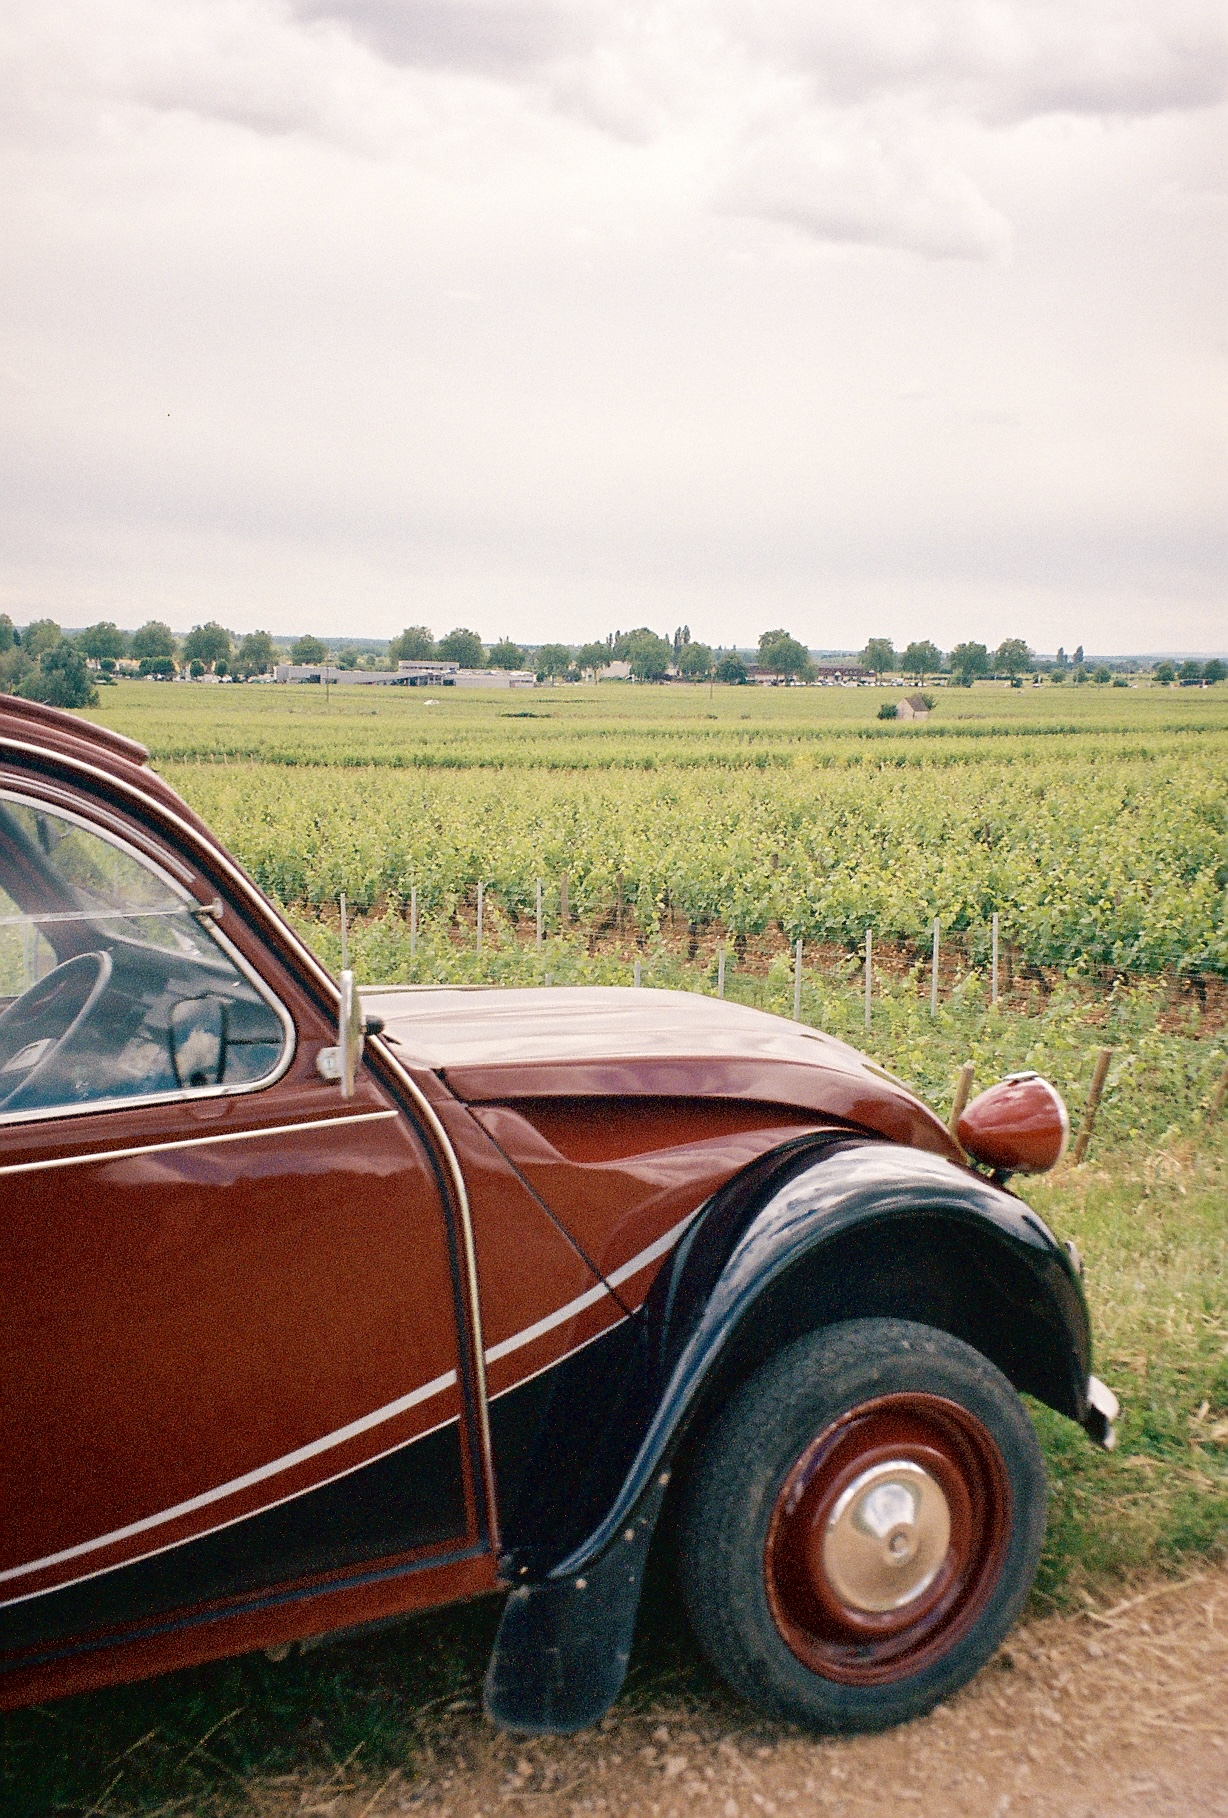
top-left (957, 1071), bottom-right (1069, 1175)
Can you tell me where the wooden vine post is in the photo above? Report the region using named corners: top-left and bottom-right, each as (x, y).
top-left (1071, 1048), bottom-right (1113, 1165)
top-left (1209, 1062), bottom-right (1228, 1122)
top-left (948, 1061), bottom-right (975, 1142)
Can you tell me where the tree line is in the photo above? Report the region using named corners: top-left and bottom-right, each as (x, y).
top-left (1, 612), bottom-right (1223, 711)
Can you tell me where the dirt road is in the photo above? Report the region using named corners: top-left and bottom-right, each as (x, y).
top-left (240, 1567), bottom-right (1227, 1818)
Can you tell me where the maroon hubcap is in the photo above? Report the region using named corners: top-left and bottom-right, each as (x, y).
top-left (763, 1393), bottom-right (1011, 1686)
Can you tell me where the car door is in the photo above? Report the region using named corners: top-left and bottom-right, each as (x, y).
top-left (0, 781), bottom-right (490, 1683)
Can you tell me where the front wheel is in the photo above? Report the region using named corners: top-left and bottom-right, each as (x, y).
top-left (677, 1318), bottom-right (1047, 1731)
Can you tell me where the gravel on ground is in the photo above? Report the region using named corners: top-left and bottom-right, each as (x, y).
top-left (239, 1565), bottom-right (1228, 1818)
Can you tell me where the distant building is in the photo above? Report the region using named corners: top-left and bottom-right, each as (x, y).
top-left (273, 663), bottom-right (408, 686)
top-left (895, 693), bottom-right (931, 721)
top-left (453, 668), bottom-right (536, 688)
top-left (597, 660), bottom-right (632, 681)
top-left (272, 660), bottom-right (535, 689)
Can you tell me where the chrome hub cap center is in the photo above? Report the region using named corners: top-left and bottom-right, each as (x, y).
top-left (821, 1460), bottom-right (951, 1613)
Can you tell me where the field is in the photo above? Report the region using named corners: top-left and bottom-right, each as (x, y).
top-left (91, 679), bottom-right (1228, 977)
top-left (1, 678), bottom-right (1225, 1815)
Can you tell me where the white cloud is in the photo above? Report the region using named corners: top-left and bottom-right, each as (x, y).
top-left (0, 1), bottom-right (1224, 648)
top-left (717, 110), bottom-right (1012, 260)
top-left (724, 1), bottom-right (1228, 122)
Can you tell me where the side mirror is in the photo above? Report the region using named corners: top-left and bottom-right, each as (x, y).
top-left (338, 967), bottom-right (364, 1098)
top-left (170, 996), bottom-right (228, 1089)
top-left (318, 969), bottom-right (367, 1096)
top-left (314, 974), bottom-right (382, 1083)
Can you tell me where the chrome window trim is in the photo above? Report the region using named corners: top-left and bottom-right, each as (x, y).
top-left (0, 737), bottom-right (340, 1001)
top-left (372, 1037), bottom-right (500, 1556)
top-left (0, 785), bottom-right (296, 1127)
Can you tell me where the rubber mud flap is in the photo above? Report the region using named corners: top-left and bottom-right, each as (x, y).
top-left (483, 1477), bottom-right (669, 1734)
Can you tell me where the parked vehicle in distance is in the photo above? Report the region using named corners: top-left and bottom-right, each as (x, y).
top-left (0, 698), bottom-right (1117, 1732)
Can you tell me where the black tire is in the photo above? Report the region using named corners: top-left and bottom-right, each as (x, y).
top-left (677, 1318), bottom-right (1047, 1731)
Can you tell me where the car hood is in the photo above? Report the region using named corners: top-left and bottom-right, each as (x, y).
top-left (367, 984), bottom-right (960, 1161)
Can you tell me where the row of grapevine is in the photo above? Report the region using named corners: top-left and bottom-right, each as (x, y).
top-left (164, 747), bottom-right (1228, 974)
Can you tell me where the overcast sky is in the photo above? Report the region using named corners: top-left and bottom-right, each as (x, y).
top-left (2, 1), bottom-right (1225, 655)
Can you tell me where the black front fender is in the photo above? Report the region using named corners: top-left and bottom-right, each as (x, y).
top-left (485, 1140), bottom-right (1093, 1733)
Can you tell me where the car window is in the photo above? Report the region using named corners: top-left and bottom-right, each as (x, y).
top-left (0, 793), bottom-right (290, 1119)
top-left (0, 880), bottom-right (57, 998)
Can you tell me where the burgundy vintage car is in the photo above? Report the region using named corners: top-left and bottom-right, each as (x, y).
top-left (0, 697), bottom-right (1117, 1733)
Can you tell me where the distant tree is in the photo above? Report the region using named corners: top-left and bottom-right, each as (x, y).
top-left (139, 655), bottom-right (176, 678)
top-left (18, 640), bottom-right (98, 708)
top-left (759, 629), bottom-right (811, 680)
top-left (672, 625), bottom-right (691, 665)
top-left (438, 627), bottom-right (484, 668)
top-left (1203, 658), bottom-right (1226, 684)
top-left (1073, 645), bottom-right (1084, 666)
top-left (1053, 646), bottom-right (1069, 670)
top-left (77, 621), bottom-right (127, 662)
top-left (949, 641), bottom-right (990, 686)
top-left (716, 651), bottom-right (748, 685)
top-left (1179, 659), bottom-right (1205, 685)
top-left (188, 658), bottom-right (206, 678)
top-left (679, 641), bottom-right (714, 680)
top-left (1152, 661), bottom-right (1174, 685)
top-left (0, 614), bottom-right (14, 652)
top-left (1093, 665), bottom-right (1112, 684)
top-left (993, 638), bottom-right (1033, 679)
top-left (860, 637), bottom-right (895, 680)
top-left (575, 641), bottom-right (610, 677)
top-left (235, 629), bottom-right (275, 676)
top-left (23, 619), bottom-right (62, 660)
top-left (488, 638), bottom-right (525, 670)
top-left (335, 647), bottom-right (359, 669)
top-left (877, 702), bottom-right (898, 720)
top-left (130, 620), bottom-right (176, 662)
top-left (536, 643), bottom-right (573, 683)
top-left (389, 626), bottom-right (435, 662)
top-left (181, 622), bottom-right (231, 668)
top-left (901, 640), bottom-right (941, 681)
top-left (620, 629), bottom-right (672, 682)
top-left (290, 633), bottom-right (328, 665)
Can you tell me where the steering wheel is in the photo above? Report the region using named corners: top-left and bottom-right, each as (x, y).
top-left (0, 951), bottom-right (112, 1113)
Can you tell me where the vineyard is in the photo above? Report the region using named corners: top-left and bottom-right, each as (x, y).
top-left (90, 679), bottom-right (1228, 977)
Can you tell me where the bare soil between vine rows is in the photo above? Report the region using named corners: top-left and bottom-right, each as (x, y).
top-left (240, 1566), bottom-right (1227, 1818)
top-left (329, 900), bottom-right (1228, 1035)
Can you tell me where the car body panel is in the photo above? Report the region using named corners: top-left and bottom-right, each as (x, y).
top-left (368, 984), bottom-right (962, 1165)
